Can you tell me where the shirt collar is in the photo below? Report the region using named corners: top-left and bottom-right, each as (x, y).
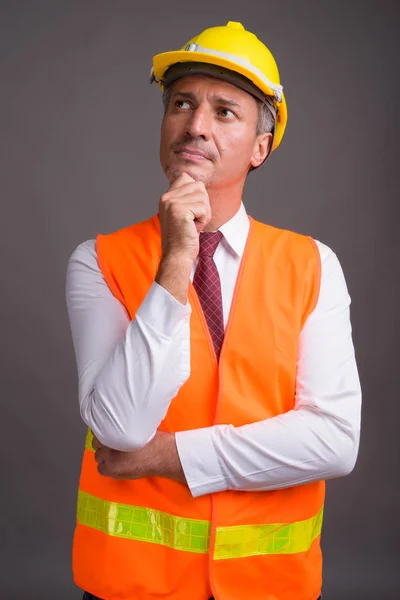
top-left (218, 201), bottom-right (249, 258)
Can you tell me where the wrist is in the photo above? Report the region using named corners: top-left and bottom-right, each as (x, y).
top-left (155, 256), bottom-right (193, 305)
top-left (150, 431), bottom-right (187, 484)
top-left (158, 253), bottom-right (193, 274)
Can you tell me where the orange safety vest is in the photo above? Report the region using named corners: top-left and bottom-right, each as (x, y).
top-left (73, 212), bottom-right (324, 600)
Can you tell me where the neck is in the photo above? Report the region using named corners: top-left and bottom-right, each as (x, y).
top-left (202, 177), bottom-right (245, 231)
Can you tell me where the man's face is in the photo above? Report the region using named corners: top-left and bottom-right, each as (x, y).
top-left (160, 74), bottom-right (269, 187)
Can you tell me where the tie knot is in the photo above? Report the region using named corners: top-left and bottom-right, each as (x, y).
top-left (198, 230), bottom-right (223, 258)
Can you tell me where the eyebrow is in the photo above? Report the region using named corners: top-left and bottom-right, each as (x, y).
top-left (172, 91), bottom-right (243, 110)
top-left (213, 95), bottom-right (242, 109)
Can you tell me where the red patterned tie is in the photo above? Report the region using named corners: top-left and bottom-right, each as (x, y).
top-left (193, 231), bottom-right (224, 359)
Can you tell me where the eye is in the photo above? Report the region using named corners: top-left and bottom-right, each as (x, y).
top-left (175, 100), bottom-right (191, 109)
top-left (218, 107), bottom-right (235, 118)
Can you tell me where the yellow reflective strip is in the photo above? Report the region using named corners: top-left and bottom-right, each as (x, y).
top-left (214, 505), bottom-right (324, 560)
top-left (77, 490), bottom-right (211, 554)
top-left (85, 428), bottom-right (94, 451)
top-left (77, 488), bottom-right (323, 559)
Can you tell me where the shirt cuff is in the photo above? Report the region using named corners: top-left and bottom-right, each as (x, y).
top-left (136, 281), bottom-right (191, 338)
top-left (175, 427), bottom-right (228, 497)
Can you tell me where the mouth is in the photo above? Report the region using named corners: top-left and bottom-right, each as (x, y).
top-left (174, 147), bottom-right (210, 162)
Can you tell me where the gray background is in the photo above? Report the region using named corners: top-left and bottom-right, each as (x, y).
top-left (1, 1), bottom-right (398, 598)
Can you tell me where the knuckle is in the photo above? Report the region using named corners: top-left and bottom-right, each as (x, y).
top-left (110, 461), bottom-right (121, 479)
top-left (97, 462), bottom-right (106, 476)
top-left (169, 202), bottom-right (182, 216)
top-left (196, 181), bottom-right (206, 192)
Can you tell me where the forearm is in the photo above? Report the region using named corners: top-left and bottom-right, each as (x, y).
top-left (176, 404), bottom-right (360, 496)
top-left (94, 408), bottom-right (359, 490)
top-left (92, 430), bottom-right (188, 484)
top-left (155, 255), bottom-right (193, 305)
top-left (82, 283), bottom-right (191, 451)
top-left (175, 244), bottom-right (362, 497)
top-left (148, 431), bottom-right (187, 484)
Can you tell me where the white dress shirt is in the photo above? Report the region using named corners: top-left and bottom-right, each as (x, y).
top-left (65, 202), bottom-right (362, 498)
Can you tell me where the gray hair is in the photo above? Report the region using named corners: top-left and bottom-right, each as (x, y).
top-left (162, 84), bottom-right (275, 136)
top-left (255, 98), bottom-right (275, 135)
top-left (162, 85), bottom-right (173, 114)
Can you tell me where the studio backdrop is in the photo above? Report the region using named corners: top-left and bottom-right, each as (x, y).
top-left (0, 1), bottom-right (398, 598)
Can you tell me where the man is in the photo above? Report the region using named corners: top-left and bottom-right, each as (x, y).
top-left (65, 21), bottom-right (361, 600)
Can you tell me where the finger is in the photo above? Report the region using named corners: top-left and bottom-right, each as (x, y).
top-left (94, 449), bottom-right (106, 464)
top-left (161, 181), bottom-right (207, 202)
top-left (97, 462), bottom-right (109, 477)
top-left (193, 212), bottom-right (212, 230)
top-left (180, 198), bottom-right (212, 223)
top-left (92, 436), bottom-right (102, 451)
top-left (97, 457), bottom-right (123, 479)
top-left (163, 199), bottom-right (211, 221)
top-left (167, 172), bottom-right (195, 191)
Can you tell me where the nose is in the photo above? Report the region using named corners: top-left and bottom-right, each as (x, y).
top-left (186, 105), bottom-right (212, 141)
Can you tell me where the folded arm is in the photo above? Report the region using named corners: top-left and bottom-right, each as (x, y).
top-left (66, 239), bottom-right (361, 493)
top-left (175, 242), bottom-right (362, 496)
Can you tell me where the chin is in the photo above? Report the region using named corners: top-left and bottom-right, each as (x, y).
top-left (165, 163), bottom-right (215, 187)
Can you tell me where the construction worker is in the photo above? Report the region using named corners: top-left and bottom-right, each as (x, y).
top-left (65, 21), bottom-right (362, 600)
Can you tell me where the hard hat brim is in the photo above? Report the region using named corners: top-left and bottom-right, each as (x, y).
top-left (154, 50), bottom-right (279, 100)
top-left (153, 50), bottom-right (287, 150)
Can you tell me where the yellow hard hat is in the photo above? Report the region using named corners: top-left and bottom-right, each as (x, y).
top-left (150, 21), bottom-right (287, 151)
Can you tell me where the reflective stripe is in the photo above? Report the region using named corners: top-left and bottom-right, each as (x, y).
top-left (183, 43), bottom-right (283, 102)
top-left (85, 428), bottom-right (94, 451)
top-left (214, 505), bottom-right (324, 559)
top-left (77, 490), bottom-right (323, 559)
top-left (77, 490), bottom-right (210, 553)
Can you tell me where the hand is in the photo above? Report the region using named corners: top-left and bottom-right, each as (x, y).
top-left (93, 435), bottom-right (150, 479)
top-left (158, 172), bottom-right (212, 263)
top-left (92, 431), bottom-right (187, 484)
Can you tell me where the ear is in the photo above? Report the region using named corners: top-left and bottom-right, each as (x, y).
top-left (250, 132), bottom-right (273, 168)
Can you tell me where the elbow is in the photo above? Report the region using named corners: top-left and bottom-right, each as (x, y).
top-left (103, 432), bottom-right (152, 452)
top-left (80, 390), bottom-right (153, 452)
top-left (90, 416), bottom-right (153, 452)
top-left (330, 427), bottom-right (360, 479)
top-left (90, 423), bottom-right (153, 453)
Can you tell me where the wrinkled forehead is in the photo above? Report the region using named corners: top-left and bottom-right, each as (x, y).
top-left (169, 74), bottom-right (259, 108)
